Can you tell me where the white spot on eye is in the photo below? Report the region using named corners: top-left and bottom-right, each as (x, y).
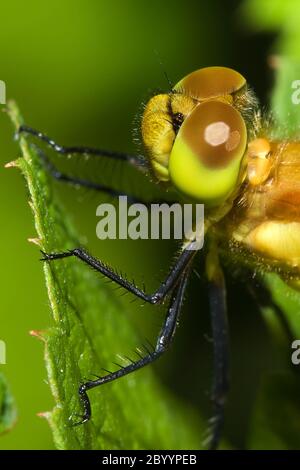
top-left (204, 121), bottom-right (230, 147)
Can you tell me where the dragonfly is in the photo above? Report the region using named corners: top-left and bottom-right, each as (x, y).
top-left (18, 66), bottom-right (299, 450)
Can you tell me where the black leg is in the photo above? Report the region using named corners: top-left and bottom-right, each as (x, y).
top-left (18, 125), bottom-right (144, 168)
top-left (75, 270), bottom-right (190, 424)
top-left (206, 247), bottom-right (229, 450)
top-left (41, 242), bottom-right (197, 304)
top-left (25, 136), bottom-right (173, 205)
top-left (31, 144), bottom-right (144, 204)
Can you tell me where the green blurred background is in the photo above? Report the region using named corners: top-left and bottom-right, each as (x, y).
top-left (0, 0), bottom-right (293, 450)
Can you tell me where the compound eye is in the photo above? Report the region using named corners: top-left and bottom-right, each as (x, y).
top-left (184, 100), bottom-right (246, 168)
top-left (169, 100), bottom-right (247, 205)
top-left (173, 66), bottom-right (246, 100)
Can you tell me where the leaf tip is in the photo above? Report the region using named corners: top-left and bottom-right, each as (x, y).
top-left (29, 329), bottom-right (47, 342)
top-left (37, 411), bottom-right (51, 420)
top-left (4, 160), bottom-right (18, 169)
top-left (28, 237), bottom-right (42, 247)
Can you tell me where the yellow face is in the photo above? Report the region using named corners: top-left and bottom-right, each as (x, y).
top-left (141, 66), bottom-right (255, 207)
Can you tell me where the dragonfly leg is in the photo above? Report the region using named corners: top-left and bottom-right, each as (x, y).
top-left (18, 125), bottom-right (142, 167)
top-left (72, 271), bottom-right (190, 425)
top-left (31, 143), bottom-right (145, 203)
top-left (206, 246), bottom-right (229, 450)
top-left (18, 126), bottom-right (177, 204)
top-left (41, 242), bottom-right (196, 304)
top-left (18, 125), bottom-right (151, 203)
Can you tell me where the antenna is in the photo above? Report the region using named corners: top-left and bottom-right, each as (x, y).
top-left (153, 50), bottom-right (173, 92)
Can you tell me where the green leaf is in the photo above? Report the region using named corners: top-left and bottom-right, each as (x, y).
top-left (7, 101), bottom-right (206, 450)
top-left (248, 372), bottom-right (300, 450)
top-left (0, 373), bottom-right (17, 435)
top-left (263, 274), bottom-right (300, 339)
top-left (242, 1), bottom-right (300, 134)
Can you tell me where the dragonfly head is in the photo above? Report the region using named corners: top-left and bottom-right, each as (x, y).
top-left (141, 66), bottom-right (257, 207)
